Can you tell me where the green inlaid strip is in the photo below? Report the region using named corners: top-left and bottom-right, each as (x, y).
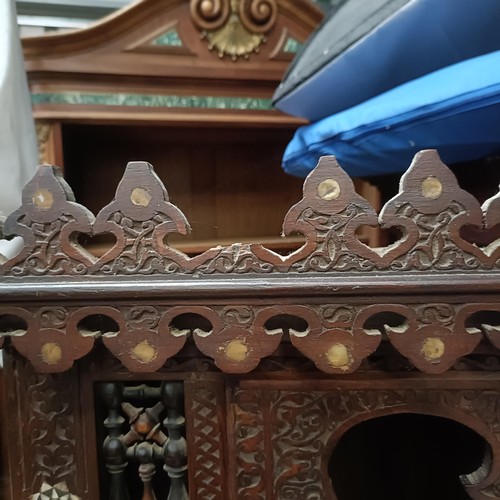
top-left (31, 92), bottom-right (274, 111)
top-left (152, 29), bottom-right (183, 47)
top-left (284, 37), bottom-right (302, 54)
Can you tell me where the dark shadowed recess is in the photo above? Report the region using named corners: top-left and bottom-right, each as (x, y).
top-left (330, 413), bottom-right (489, 500)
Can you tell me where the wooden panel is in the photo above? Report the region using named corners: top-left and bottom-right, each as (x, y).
top-left (229, 377), bottom-right (500, 499)
top-left (188, 145), bottom-right (217, 240)
top-left (2, 350), bottom-right (91, 499)
top-left (185, 379), bottom-right (229, 499)
top-left (24, 0), bottom-right (322, 126)
top-left (214, 138), bottom-right (301, 239)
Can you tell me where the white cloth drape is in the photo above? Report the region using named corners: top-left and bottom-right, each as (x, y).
top-left (0, 0), bottom-right (38, 217)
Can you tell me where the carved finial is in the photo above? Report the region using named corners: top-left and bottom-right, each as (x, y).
top-left (391, 150), bottom-right (482, 215)
top-left (92, 161), bottom-right (194, 273)
top-left (380, 150), bottom-right (489, 270)
top-left (253, 155), bottom-right (379, 269)
top-left (2, 165), bottom-right (95, 275)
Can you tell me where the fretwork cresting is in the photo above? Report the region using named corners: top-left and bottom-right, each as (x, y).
top-left (0, 150), bottom-right (499, 374)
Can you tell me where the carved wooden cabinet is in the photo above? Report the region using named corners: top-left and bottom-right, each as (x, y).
top-left (1, 149), bottom-right (500, 499)
top-left (6, 1), bottom-right (499, 498)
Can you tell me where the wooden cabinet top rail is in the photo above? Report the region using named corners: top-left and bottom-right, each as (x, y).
top-left (0, 150), bottom-right (499, 375)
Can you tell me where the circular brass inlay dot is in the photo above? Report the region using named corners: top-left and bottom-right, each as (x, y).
top-left (326, 343), bottom-right (352, 370)
top-left (317, 179), bottom-right (341, 200)
top-left (225, 339), bottom-right (249, 362)
top-left (421, 176), bottom-right (442, 199)
top-left (41, 342), bottom-right (62, 365)
top-left (32, 189), bottom-right (54, 210)
top-left (130, 187), bottom-right (152, 207)
top-left (421, 337), bottom-right (445, 361)
top-left (131, 340), bottom-right (157, 364)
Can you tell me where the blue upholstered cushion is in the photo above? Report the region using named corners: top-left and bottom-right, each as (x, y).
top-left (282, 50), bottom-right (500, 177)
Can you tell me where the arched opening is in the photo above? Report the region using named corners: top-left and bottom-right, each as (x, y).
top-left (77, 314), bottom-right (120, 336)
top-left (169, 313), bottom-right (213, 336)
top-left (264, 314), bottom-right (309, 336)
top-left (329, 413), bottom-right (490, 500)
top-left (0, 314), bottom-right (28, 335)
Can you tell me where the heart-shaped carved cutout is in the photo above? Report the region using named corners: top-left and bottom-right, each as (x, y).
top-left (355, 225), bottom-right (403, 249)
top-left (59, 217), bottom-right (125, 270)
top-left (251, 232), bottom-right (316, 270)
top-left (0, 236), bottom-right (25, 263)
top-left (257, 233), bottom-right (307, 257)
top-left (344, 212), bottom-right (418, 268)
top-left (460, 224), bottom-right (500, 247)
top-left (84, 217), bottom-right (128, 266)
top-left (454, 223), bottom-right (500, 265)
top-left (77, 232), bottom-right (118, 260)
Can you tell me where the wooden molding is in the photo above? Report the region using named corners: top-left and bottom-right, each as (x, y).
top-left (0, 150), bottom-right (499, 374)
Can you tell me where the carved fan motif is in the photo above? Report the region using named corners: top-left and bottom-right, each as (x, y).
top-left (190, 0), bottom-right (278, 59)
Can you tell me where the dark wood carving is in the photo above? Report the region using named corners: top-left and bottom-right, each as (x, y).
top-left (102, 382), bottom-right (130, 500)
top-left (190, 0), bottom-right (279, 59)
top-left (4, 151), bottom-right (500, 277)
top-left (230, 385), bottom-right (500, 499)
top-left (1, 165), bottom-right (95, 276)
top-left (161, 382), bottom-right (188, 500)
top-left (1, 149), bottom-right (500, 500)
top-left (12, 1), bottom-right (500, 498)
top-left (0, 150), bottom-right (499, 374)
top-left (3, 353), bottom-right (88, 498)
top-left (184, 380), bottom-right (227, 500)
top-left (0, 302), bottom-right (497, 374)
top-left (232, 387), bottom-right (267, 499)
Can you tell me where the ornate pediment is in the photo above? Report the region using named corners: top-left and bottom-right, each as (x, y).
top-left (23, 0), bottom-right (322, 123)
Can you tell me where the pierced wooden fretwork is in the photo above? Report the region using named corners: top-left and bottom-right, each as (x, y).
top-left (2, 148), bottom-right (500, 500)
top-left (0, 150), bottom-right (499, 374)
top-left (185, 380), bottom-right (227, 500)
top-left (230, 385), bottom-right (500, 499)
top-left (3, 150), bottom-right (499, 277)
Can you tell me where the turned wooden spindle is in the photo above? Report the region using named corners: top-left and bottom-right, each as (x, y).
top-left (161, 382), bottom-right (188, 500)
top-left (135, 442), bottom-right (158, 500)
top-left (102, 382), bottom-right (130, 500)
